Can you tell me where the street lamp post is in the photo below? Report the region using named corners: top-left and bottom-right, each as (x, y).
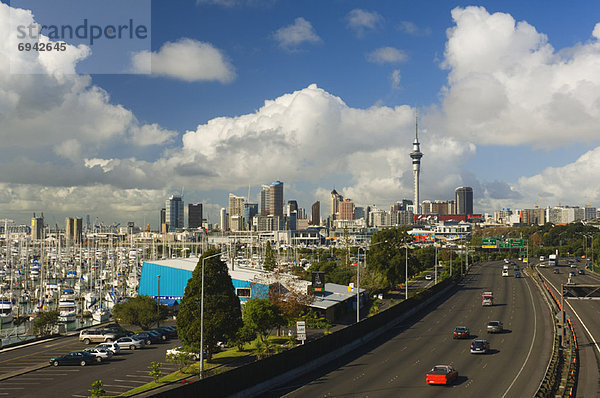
top-left (200, 251), bottom-right (226, 379)
top-left (356, 246), bottom-right (362, 323)
top-left (156, 275), bottom-right (161, 328)
top-left (405, 243), bottom-right (408, 300)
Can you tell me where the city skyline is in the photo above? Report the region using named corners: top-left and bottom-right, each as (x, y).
top-left (1, 1), bottom-right (600, 227)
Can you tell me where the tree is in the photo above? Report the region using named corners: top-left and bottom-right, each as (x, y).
top-left (232, 324), bottom-right (256, 352)
top-left (149, 361), bottom-right (162, 382)
top-left (242, 298), bottom-right (285, 343)
top-left (264, 241), bottom-right (276, 271)
top-left (33, 310), bottom-right (59, 336)
top-left (177, 249), bottom-right (243, 361)
top-left (90, 380), bottom-right (105, 398)
top-left (111, 295), bottom-right (164, 330)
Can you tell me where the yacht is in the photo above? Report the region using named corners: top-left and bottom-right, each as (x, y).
top-left (0, 295), bottom-right (14, 324)
top-left (58, 298), bottom-right (77, 322)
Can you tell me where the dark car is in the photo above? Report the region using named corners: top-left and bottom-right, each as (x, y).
top-left (452, 326), bottom-right (470, 339)
top-left (161, 325), bottom-right (177, 338)
top-left (50, 351), bottom-right (97, 367)
top-left (152, 328), bottom-right (171, 341)
top-left (104, 324), bottom-right (133, 338)
top-left (553, 268), bottom-right (560, 274)
top-left (578, 269), bottom-right (585, 275)
top-left (133, 331), bottom-right (162, 345)
top-left (487, 321), bottom-right (503, 333)
top-left (515, 272), bottom-right (521, 278)
top-left (470, 339), bottom-right (490, 354)
top-left (569, 271), bottom-right (576, 277)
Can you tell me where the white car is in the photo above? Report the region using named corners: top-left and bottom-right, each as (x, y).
top-left (502, 269), bottom-right (509, 277)
top-left (95, 342), bottom-right (121, 354)
top-left (115, 336), bottom-right (144, 350)
top-left (166, 346), bottom-right (200, 360)
top-left (425, 274), bottom-right (432, 280)
top-left (83, 347), bottom-right (113, 362)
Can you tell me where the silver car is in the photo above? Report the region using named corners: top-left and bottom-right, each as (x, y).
top-left (486, 321), bottom-right (503, 333)
top-left (95, 342), bottom-right (121, 354)
top-left (115, 336), bottom-right (144, 350)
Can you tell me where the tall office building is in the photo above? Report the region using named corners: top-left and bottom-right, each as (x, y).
top-left (410, 112), bottom-right (423, 214)
top-left (228, 194), bottom-right (245, 229)
top-left (65, 217), bottom-right (83, 244)
top-left (31, 213), bottom-right (44, 240)
top-left (286, 200), bottom-right (298, 216)
top-left (312, 201), bottom-right (320, 225)
top-left (339, 199), bottom-right (355, 220)
top-left (455, 187), bottom-right (473, 215)
top-left (260, 185), bottom-right (270, 216)
top-left (244, 203), bottom-right (258, 230)
top-left (269, 181), bottom-right (284, 218)
top-left (188, 203), bottom-right (203, 229)
top-left (160, 208), bottom-right (166, 233)
top-left (165, 195), bottom-right (184, 232)
top-left (330, 189), bottom-right (343, 220)
top-left (220, 208), bottom-right (228, 231)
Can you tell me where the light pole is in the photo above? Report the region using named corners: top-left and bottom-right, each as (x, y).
top-left (200, 251), bottom-right (226, 379)
top-left (356, 240), bottom-right (388, 322)
top-left (156, 274), bottom-right (161, 328)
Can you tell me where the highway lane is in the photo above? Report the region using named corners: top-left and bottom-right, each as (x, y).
top-left (273, 261), bottom-right (553, 398)
top-left (536, 264), bottom-right (600, 398)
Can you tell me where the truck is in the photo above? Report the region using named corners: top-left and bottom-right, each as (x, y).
top-left (549, 254), bottom-right (558, 266)
top-left (482, 291), bottom-right (493, 306)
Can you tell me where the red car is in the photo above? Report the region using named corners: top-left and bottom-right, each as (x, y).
top-left (426, 365), bottom-right (458, 385)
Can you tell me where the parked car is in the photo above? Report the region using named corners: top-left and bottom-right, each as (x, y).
top-left (470, 339), bottom-right (490, 354)
top-left (152, 328), bottom-right (171, 341)
top-left (95, 342), bottom-right (121, 355)
top-left (452, 326), bottom-right (470, 339)
top-left (49, 351), bottom-right (97, 367)
top-left (166, 346), bottom-right (200, 360)
top-left (133, 331), bottom-right (162, 345)
top-left (160, 325), bottom-right (177, 338)
top-left (115, 336), bottom-right (144, 350)
top-left (83, 347), bottom-right (113, 362)
top-left (487, 321), bottom-right (503, 333)
top-left (79, 328), bottom-right (118, 345)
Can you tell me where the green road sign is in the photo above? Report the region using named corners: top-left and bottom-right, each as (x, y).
top-left (510, 239), bottom-right (524, 248)
top-left (499, 241), bottom-right (510, 249)
top-left (482, 238), bottom-right (497, 248)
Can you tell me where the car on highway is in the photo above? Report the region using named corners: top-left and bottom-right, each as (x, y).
top-left (570, 263), bottom-right (577, 268)
top-left (115, 336), bottom-right (144, 350)
top-left (452, 326), bottom-right (470, 339)
top-left (166, 346), bottom-right (200, 360)
top-left (424, 274), bottom-right (432, 280)
top-left (95, 342), bottom-right (121, 355)
top-left (49, 351), bottom-right (97, 367)
top-left (487, 321), bottom-right (503, 333)
top-left (569, 271), bottom-right (576, 277)
top-left (502, 269), bottom-right (509, 277)
top-left (553, 268), bottom-right (560, 274)
top-left (578, 269), bottom-right (585, 275)
top-left (83, 347), bottom-right (113, 362)
top-left (426, 365), bottom-right (458, 385)
top-left (470, 339), bottom-right (490, 354)
top-left (515, 272), bottom-right (521, 278)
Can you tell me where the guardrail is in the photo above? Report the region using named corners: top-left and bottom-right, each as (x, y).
top-left (532, 268), bottom-right (579, 398)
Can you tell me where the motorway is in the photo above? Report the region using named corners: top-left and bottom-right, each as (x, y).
top-left (269, 261), bottom-right (554, 398)
top-left (0, 330), bottom-right (181, 397)
top-left (536, 262), bottom-right (600, 398)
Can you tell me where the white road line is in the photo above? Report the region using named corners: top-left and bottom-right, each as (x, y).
top-left (128, 374), bottom-right (153, 378)
top-left (103, 384), bottom-right (138, 389)
top-left (501, 276), bottom-right (537, 398)
top-left (114, 379), bottom-right (146, 384)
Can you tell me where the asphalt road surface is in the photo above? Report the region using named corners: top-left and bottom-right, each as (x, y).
top-left (536, 263), bottom-right (600, 398)
top-left (269, 261), bottom-right (553, 398)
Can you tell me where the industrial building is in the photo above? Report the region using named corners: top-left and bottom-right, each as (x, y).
top-left (138, 257), bottom-right (364, 322)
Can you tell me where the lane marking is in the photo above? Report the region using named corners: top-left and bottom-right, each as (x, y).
top-left (501, 275), bottom-right (537, 398)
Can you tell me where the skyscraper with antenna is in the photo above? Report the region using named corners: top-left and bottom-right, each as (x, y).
top-left (410, 110), bottom-right (423, 214)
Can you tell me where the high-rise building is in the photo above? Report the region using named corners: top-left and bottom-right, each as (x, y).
top-left (269, 181), bottom-right (284, 218)
top-left (65, 217), bottom-right (83, 244)
top-left (244, 203), bottom-right (258, 230)
top-left (410, 113), bottom-right (423, 214)
top-left (311, 201), bottom-right (320, 225)
top-left (160, 208), bottom-right (166, 233)
top-left (228, 194), bottom-right (245, 229)
top-left (260, 185), bottom-right (270, 216)
top-left (339, 198), bottom-right (355, 221)
top-left (31, 213), bottom-right (44, 240)
top-left (165, 195), bottom-right (184, 232)
top-left (188, 203), bottom-right (203, 229)
top-left (330, 189), bottom-right (343, 220)
top-left (455, 187), bottom-right (473, 215)
top-left (286, 200), bottom-right (298, 216)
top-left (220, 208), bottom-right (228, 231)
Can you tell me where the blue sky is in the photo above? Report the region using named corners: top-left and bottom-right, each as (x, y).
top-left (1, 0), bottom-right (600, 227)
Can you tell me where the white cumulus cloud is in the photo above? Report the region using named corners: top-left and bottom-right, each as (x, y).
top-left (131, 38), bottom-right (236, 83)
top-left (367, 47), bottom-right (408, 64)
top-left (273, 17), bottom-right (321, 50)
top-left (346, 9), bottom-right (383, 36)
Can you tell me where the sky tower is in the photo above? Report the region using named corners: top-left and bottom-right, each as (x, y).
top-left (410, 111), bottom-right (423, 214)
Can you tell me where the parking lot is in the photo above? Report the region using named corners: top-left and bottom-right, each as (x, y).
top-left (0, 325), bottom-right (183, 397)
